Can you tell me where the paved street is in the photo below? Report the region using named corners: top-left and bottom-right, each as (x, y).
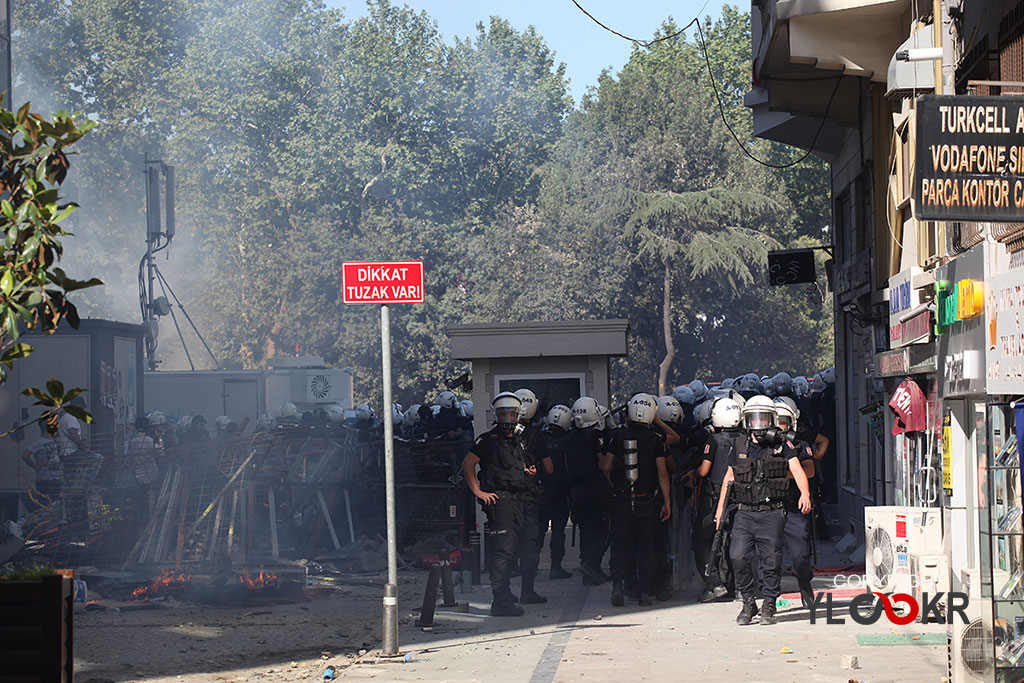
top-left (339, 548), bottom-right (949, 683)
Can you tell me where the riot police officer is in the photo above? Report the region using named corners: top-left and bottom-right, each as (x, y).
top-left (514, 388), bottom-right (552, 604)
top-left (565, 397), bottom-right (611, 585)
top-left (775, 396), bottom-right (816, 609)
top-left (714, 396), bottom-right (811, 626)
top-left (540, 404), bottom-right (573, 579)
top-left (694, 396), bottom-right (744, 603)
top-left (601, 393), bottom-right (676, 607)
top-left (462, 392), bottom-right (535, 616)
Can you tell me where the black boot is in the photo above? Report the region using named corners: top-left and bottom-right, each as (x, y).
top-left (520, 588), bottom-right (548, 604)
top-left (638, 592), bottom-right (652, 606)
top-left (736, 597), bottom-right (759, 625)
top-left (549, 565), bottom-right (572, 580)
top-left (579, 562), bottom-right (605, 585)
top-left (760, 599), bottom-right (777, 625)
top-left (611, 580), bottom-right (624, 607)
top-left (491, 600), bottom-right (526, 617)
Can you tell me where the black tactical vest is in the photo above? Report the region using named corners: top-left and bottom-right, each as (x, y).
top-left (732, 443), bottom-right (790, 505)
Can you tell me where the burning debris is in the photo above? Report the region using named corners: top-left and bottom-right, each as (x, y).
top-left (238, 567), bottom-right (277, 591)
top-left (130, 571), bottom-right (190, 600)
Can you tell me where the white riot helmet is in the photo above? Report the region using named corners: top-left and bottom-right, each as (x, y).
top-left (811, 373), bottom-right (826, 394)
top-left (793, 376), bottom-right (809, 397)
top-left (596, 404), bottom-right (612, 430)
top-left (742, 395), bottom-right (777, 432)
top-left (711, 397), bottom-right (742, 430)
top-left (179, 414), bottom-right (193, 429)
top-left (430, 404), bottom-right (441, 417)
top-left (214, 415), bottom-right (232, 431)
top-left (720, 378), bottom-right (736, 391)
top-left (327, 404), bottom-right (347, 422)
top-left (770, 372), bottom-right (794, 397)
top-left (672, 385), bottom-right (694, 405)
top-left (392, 403), bottom-right (404, 424)
top-left (403, 404), bottom-right (422, 428)
top-left (657, 395), bottom-right (683, 424)
top-left (492, 392), bottom-right (523, 434)
top-left (278, 401), bottom-right (298, 419)
top-left (627, 393), bottom-right (657, 425)
top-left (147, 410), bottom-right (166, 426)
top-left (773, 396), bottom-right (800, 431)
top-left (459, 399), bottom-right (474, 418)
top-left (822, 366), bottom-right (836, 384)
top-left (355, 404), bottom-right (374, 421)
top-left (514, 388), bottom-right (538, 421)
top-left (572, 396), bottom-right (601, 429)
top-left (689, 380), bottom-right (710, 404)
top-left (437, 391), bottom-right (458, 409)
top-left (547, 404), bottom-right (572, 431)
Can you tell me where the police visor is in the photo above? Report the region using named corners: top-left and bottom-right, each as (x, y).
top-left (494, 407), bottom-right (519, 423)
top-left (744, 410), bottom-right (774, 430)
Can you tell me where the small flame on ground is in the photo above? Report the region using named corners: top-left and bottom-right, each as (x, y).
top-left (131, 571), bottom-right (190, 600)
top-left (239, 566), bottom-right (278, 590)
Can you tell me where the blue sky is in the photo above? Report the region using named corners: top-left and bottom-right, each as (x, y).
top-left (326, 1), bottom-right (732, 104)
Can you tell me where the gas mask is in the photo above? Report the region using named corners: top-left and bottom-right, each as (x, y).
top-left (496, 407), bottom-right (523, 436)
top-left (757, 427), bottom-right (796, 449)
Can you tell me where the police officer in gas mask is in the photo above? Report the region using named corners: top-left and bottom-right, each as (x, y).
top-left (601, 393), bottom-right (677, 607)
top-left (714, 396), bottom-right (811, 626)
top-left (539, 404), bottom-right (573, 580)
top-left (462, 392), bottom-right (536, 616)
top-left (565, 396), bottom-right (612, 586)
top-left (514, 388), bottom-right (552, 604)
top-left (694, 396), bottom-right (744, 603)
top-left (774, 396), bottom-right (816, 609)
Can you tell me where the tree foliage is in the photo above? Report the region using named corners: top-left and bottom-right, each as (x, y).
top-left (0, 101), bottom-right (100, 428)
top-left (13, 1), bottom-right (833, 409)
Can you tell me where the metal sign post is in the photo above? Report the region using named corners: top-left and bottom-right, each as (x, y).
top-left (380, 302), bottom-right (399, 655)
top-left (341, 261), bottom-right (424, 657)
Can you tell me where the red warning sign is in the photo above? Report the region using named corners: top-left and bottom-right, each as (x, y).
top-left (342, 261), bottom-right (424, 305)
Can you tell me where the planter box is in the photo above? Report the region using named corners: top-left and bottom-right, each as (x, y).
top-left (0, 575), bottom-right (73, 682)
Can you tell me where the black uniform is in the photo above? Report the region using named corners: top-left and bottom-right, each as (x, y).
top-left (727, 439), bottom-right (792, 602)
top-left (606, 424), bottom-right (667, 597)
top-left (470, 427), bottom-right (530, 606)
top-left (696, 430), bottom-right (744, 593)
top-left (518, 424), bottom-right (547, 597)
top-left (564, 426), bottom-right (611, 579)
top-left (782, 438), bottom-right (815, 587)
top-left (539, 426), bottom-right (572, 573)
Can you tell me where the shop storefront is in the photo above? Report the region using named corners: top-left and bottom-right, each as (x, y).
top-left (935, 244), bottom-right (989, 589)
top-left (878, 266), bottom-right (940, 508)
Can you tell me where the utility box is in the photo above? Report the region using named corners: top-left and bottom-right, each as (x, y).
top-left (144, 357), bottom-right (354, 427)
top-left (0, 319), bottom-right (145, 498)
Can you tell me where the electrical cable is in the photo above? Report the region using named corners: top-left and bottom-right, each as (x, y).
top-left (695, 18), bottom-right (844, 169)
top-left (569, 0), bottom-right (707, 47)
top-left (567, 0), bottom-right (847, 170)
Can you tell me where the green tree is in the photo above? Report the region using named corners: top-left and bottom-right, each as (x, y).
top-left (0, 102), bottom-right (101, 426)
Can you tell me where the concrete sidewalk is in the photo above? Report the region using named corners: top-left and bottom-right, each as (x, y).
top-left (340, 547), bottom-right (948, 682)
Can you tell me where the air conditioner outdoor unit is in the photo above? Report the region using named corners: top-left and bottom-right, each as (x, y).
top-left (910, 552), bottom-right (950, 616)
top-left (283, 369), bottom-right (351, 405)
top-left (865, 506), bottom-right (943, 594)
top-left (949, 568), bottom-right (993, 682)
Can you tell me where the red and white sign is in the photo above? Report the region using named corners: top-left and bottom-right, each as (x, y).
top-left (342, 261), bottom-right (424, 305)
